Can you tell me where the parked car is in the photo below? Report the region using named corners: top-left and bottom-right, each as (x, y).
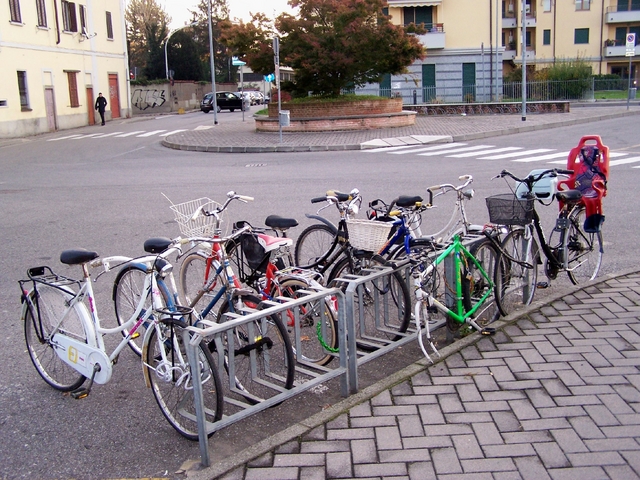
top-left (200, 91), bottom-right (244, 113)
top-left (234, 91), bottom-right (255, 106)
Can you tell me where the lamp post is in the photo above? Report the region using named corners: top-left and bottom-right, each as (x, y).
top-left (208, 0), bottom-right (218, 124)
top-left (165, 22), bottom-right (197, 80)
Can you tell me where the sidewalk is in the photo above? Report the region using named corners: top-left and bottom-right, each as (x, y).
top-left (188, 270), bottom-right (640, 480)
top-left (163, 102), bottom-right (640, 153)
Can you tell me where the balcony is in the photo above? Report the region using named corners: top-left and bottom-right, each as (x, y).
top-left (604, 43), bottom-right (640, 57)
top-left (606, 5), bottom-right (640, 23)
top-left (524, 15), bottom-right (536, 27)
top-left (502, 16), bottom-right (517, 28)
top-left (503, 49), bottom-right (517, 60)
top-left (415, 24), bottom-right (445, 49)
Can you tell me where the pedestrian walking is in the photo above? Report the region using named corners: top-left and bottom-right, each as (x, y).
top-left (95, 92), bottom-right (107, 126)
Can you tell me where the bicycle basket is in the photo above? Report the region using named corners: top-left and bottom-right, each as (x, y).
top-left (169, 197), bottom-right (222, 237)
top-left (485, 194), bottom-right (534, 226)
top-left (346, 219), bottom-right (393, 252)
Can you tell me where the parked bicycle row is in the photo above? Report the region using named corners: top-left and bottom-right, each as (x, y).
top-left (18, 135), bottom-right (608, 441)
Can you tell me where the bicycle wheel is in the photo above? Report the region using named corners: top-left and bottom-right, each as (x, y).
top-left (566, 206), bottom-right (603, 285)
top-left (113, 265), bottom-right (150, 356)
top-left (179, 251), bottom-right (222, 320)
top-left (23, 285), bottom-right (87, 391)
top-left (213, 294), bottom-right (295, 404)
top-left (275, 278), bottom-right (338, 367)
top-left (494, 228), bottom-right (539, 317)
top-left (448, 238), bottom-right (500, 336)
top-left (328, 253), bottom-right (411, 348)
top-left (294, 223), bottom-right (336, 268)
top-left (145, 318), bottom-right (223, 440)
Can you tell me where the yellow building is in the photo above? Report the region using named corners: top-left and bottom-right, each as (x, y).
top-left (1, 0), bottom-right (131, 138)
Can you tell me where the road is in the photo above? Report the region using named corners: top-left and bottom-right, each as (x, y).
top-left (0, 111), bottom-right (638, 479)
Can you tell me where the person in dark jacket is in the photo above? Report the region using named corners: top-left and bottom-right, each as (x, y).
top-left (95, 93), bottom-right (107, 125)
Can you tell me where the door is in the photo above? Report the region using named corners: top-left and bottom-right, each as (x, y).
top-left (86, 87), bottom-right (95, 125)
top-left (108, 74), bottom-right (120, 119)
top-left (462, 63), bottom-right (476, 102)
top-left (422, 64), bottom-right (436, 102)
top-left (379, 74), bottom-right (391, 98)
top-left (44, 88), bottom-right (57, 132)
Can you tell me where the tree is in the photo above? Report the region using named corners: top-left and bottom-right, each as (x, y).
top-left (143, 22), bottom-right (168, 80)
top-left (219, 0), bottom-right (425, 97)
top-left (167, 30), bottom-right (207, 81)
top-left (125, 0), bottom-right (171, 79)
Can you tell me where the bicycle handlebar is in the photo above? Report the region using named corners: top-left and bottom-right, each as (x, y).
top-left (495, 168), bottom-right (573, 186)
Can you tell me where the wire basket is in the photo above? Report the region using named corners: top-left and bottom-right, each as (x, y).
top-left (346, 219), bottom-right (393, 252)
top-left (169, 197), bottom-right (222, 237)
top-left (485, 194), bottom-right (534, 226)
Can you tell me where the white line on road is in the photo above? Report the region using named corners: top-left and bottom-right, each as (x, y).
top-left (71, 134), bottom-right (101, 140)
top-left (159, 129), bottom-right (187, 137)
top-left (609, 156), bottom-right (640, 166)
top-left (512, 151), bottom-right (569, 162)
top-left (389, 143), bottom-right (469, 155)
top-left (115, 131), bottom-right (144, 137)
top-left (417, 145), bottom-right (494, 156)
top-left (479, 148), bottom-right (554, 160)
top-left (136, 130), bottom-right (166, 137)
top-left (448, 147), bottom-right (522, 158)
top-left (547, 151), bottom-right (628, 164)
top-left (47, 134), bottom-right (82, 141)
top-left (93, 132), bottom-right (124, 138)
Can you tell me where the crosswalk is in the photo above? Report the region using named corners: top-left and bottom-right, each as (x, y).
top-left (47, 129), bottom-right (188, 141)
top-left (363, 142), bottom-right (640, 169)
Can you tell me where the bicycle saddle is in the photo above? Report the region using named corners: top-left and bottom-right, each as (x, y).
top-left (555, 190), bottom-right (582, 204)
top-left (394, 195), bottom-right (423, 208)
top-left (144, 237), bottom-right (172, 254)
top-left (265, 215), bottom-right (298, 230)
top-left (60, 249), bottom-right (99, 265)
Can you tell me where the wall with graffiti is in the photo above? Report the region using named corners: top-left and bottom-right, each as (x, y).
top-left (130, 81), bottom-right (237, 115)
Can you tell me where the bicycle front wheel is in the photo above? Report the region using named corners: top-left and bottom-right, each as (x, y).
top-left (23, 285), bottom-right (87, 391)
top-left (294, 223), bottom-right (336, 268)
top-left (179, 251), bottom-right (222, 320)
top-left (113, 265), bottom-right (150, 356)
top-left (275, 278), bottom-right (338, 367)
top-left (145, 318), bottom-right (223, 440)
top-left (213, 294), bottom-right (295, 404)
top-left (566, 206), bottom-right (603, 285)
top-left (494, 228), bottom-right (539, 317)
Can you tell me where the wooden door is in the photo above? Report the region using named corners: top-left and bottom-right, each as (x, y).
top-left (87, 87), bottom-right (95, 125)
top-left (108, 74), bottom-right (120, 119)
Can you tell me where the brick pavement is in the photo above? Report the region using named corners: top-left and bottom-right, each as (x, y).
top-left (190, 271), bottom-right (640, 480)
top-left (163, 103), bottom-right (640, 153)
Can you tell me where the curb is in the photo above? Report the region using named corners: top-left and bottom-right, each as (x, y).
top-left (186, 268), bottom-right (639, 480)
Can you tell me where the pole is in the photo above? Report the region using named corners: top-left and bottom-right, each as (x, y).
top-left (495, 0), bottom-right (499, 102)
top-left (521, 0), bottom-right (527, 121)
top-left (627, 56), bottom-right (632, 111)
top-left (208, 0), bottom-right (218, 125)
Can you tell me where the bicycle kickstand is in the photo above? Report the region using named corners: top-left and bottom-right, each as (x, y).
top-left (71, 363), bottom-right (101, 399)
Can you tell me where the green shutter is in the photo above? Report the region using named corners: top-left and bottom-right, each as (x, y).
top-left (422, 64), bottom-right (436, 102)
top-left (379, 74), bottom-right (391, 97)
top-left (543, 29), bottom-right (551, 45)
top-left (574, 28), bottom-right (589, 44)
top-left (462, 63), bottom-right (476, 102)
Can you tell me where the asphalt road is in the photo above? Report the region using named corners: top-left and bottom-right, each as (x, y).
top-left (0, 112), bottom-right (638, 479)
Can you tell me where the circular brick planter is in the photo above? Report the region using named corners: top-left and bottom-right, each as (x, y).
top-left (255, 98), bottom-right (416, 132)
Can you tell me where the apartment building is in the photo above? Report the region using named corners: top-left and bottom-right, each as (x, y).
top-left (1, 0), bottom-right (130, 138)
top-left (381, 0), bottom-right (638, 103)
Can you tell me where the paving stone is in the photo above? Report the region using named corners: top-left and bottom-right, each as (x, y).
top-left (273, 453), bottom-right (325, 467)
top-left (457, 383), bottom-right (483, 402)
top-left (353, 462), bottom-right (407, 478)
top-left (326, 451), bottom-right (353, 479)
top-left (541, 378), bottom-right (572, 397)
top-left (483, 443), bottom-right (536, 458)
top-left (246, 451), bottom-right (273, 468)
top-left (584, 404), bottom-right (621, 426)
top-left (504, 356), bottom-right (532, 373)
top-left (555, 369), bottom-right (585, 387)
top-left (350, 401), bottom-right (372, 417)
top-left (418, 403), bottom-right (445, 425)
top-left (550, 428), bottom-right (589, 453)
top-left (509, 398), bottom-right (540, 420)
top-left (603, 464), bottom-right (640, 480)
top-left (431, 447), bottom-right (463, 474)
top-left (545, 466), bottom-right (607, 480)
top-left (373, 405), bottom-right (418, 417)
top-left (378, 448), bottom-right (432, 463)
top-left (303, 425), bottom-right (327, 441)
top-left (567, 415), bottom-right (605, 439)
top-left (245, 467), bottom-right (299, 480)
top-left (350, 415), bottom-right (398, 429)
top-left (502, 431), bottom-right (553, 444)
top-left (613, 384), bottom-right (640, 403)
top-left (300, 465), bottom-right (326, 480)
top-left (327, 427), bottom-right (375, 440)
top-left (439, 393), bottom-right (465, 413)
top-left (407, 461), bottom-right (437, 480)
top-left (452, 434), bottom-right (484, 459)
top-left (514, 456), bottom-right (552, 480)
top-left (275, 440), bottom-right (300, 454)
top-left (566, 451), bottom-right (626, 467)
top-left (403, 435), bottom-right (453, 449)
top-left (491, 411), bottom-right (522, 432)
top-left (481, 390), bottom-right (527, 402)
top-left (391, 381), bottom-right (414, 396)
top-left (371, 390), bottom-right (393, 406)
top-left (460, 457), bottom-right (516, 473)
top-left (537, 405), bottom-right (586, 418)
top-left (351, 439), bottom-right (378, 464)
top-left (532, 442), bottom-right (570, 468)
top-left (472, 422), bottom-right (504, 445)
top-left (398, 414), bottom-right (425, 437)
top-left (301, 440), bottom-right (351, 453)
top-left (375, 426), bottom-right (403, 450)
top-left (327, 413), bottom-right (349, 429)
top-left (472, 374), bottom-right (500, 392)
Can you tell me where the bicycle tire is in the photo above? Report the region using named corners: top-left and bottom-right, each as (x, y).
top-left (294, 223), bottom-right (336, 268)
top-left (212, 294), bottom-right (295, 404)
top-left (566, 205), bottom-right (603, 285)
top-left (23, 285), bottom-right (87, 391)
top-left (145, 318), bottom-right (223, 440)
top-left (113, 265), bottom-right (151, 356)
top-left (179, 251), bottom-right (222, 320)
top-left (494, 228), bottom-right (539, 317)
top-left (275, 278), bottom-right (338, 367)
top-left (328, 253), bottom-right (411, 349)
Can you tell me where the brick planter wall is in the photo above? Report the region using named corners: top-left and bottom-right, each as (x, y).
top-left (255, 111), bottom-right (416, 132)
top-left (267, 98), bottom-right (403, 118)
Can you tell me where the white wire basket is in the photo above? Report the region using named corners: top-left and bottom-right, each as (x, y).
top-left (346, 219), bottom-right (393, 252)
top-left (168, 197), bottom-right (222, 237)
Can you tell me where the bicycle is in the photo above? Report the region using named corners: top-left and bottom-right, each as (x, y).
top-left (19, 237), bottom-right (223, 440)
top-left (489, 166), bottom-right (605, 317)
top-left (171, 192), bottom-right (296, 403)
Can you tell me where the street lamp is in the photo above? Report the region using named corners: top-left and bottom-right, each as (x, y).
top-left (165, 22), bottom-right (197, 80)
top-left (208, 0), bottom-right (218, 125)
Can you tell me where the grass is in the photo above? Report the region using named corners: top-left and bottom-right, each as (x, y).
top-left (594, 90), bottom-right (632, 100)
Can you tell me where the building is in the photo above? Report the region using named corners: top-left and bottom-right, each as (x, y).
top-left (1, 0), bottom-right (131, 138)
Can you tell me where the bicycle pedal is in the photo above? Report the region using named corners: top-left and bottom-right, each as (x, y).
top-left (70, 388), bottom-right (89, 399)
top-left (481, 327), bottom-right (496, 336)
top-left (536, 281), bottom-right (550, 289)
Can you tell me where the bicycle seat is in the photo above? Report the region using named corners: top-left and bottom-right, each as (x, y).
top-left (326, 190), bottom-right (352, 202)
top-left (265, 215), bottom-right (298, 230)
top-left (395, 195), bottom-right (423, 208)
top-left (257, 233), bottom-right (293, 252)
top-left (555, 190), bottom-right (582, 204)
top-left (60, 249), bottom-right (99, 265)
top-left (144, 237), bottom-right (172, 254)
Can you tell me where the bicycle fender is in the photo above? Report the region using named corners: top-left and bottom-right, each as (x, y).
top-left (303, 214), bottom-right (338, 233)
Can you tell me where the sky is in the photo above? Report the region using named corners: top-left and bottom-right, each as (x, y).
top-left (161, 0), bottom-right (292, 28)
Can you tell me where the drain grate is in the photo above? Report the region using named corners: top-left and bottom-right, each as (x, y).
top-left (245, 163), bottom-right (267, 167)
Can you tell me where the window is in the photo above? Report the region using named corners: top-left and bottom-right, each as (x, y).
top-left (542, 0), bottom-right (551, 12)
top-left (17, 71), bottom-right (29, 110)
top-left (576, 0), bottom-right (590, 10)
top-left (575, 28), bottom-right (589, 44)
top-left (62, 1), bottom-right (77, 32)
top-left (543, 29), bottom-right (551, 45)
top-left (403, 6), bottom-right (432, 26)
top-left (106, 11), bottom-right (113, 39)
top-left (67, 71), bottom-right (79, 107)
top-left (9, 0), bottom-right (22, 22)
top-left (79, 4), bottom-right (86, 33)
top-left (36, 0), bottom-right (47, 26)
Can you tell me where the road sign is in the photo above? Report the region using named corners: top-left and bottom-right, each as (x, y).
top-left (626, 33), bottom-right (636, 57)
top-left (232, 56), bottom-right (246, 66)
top-left (264, 73), bottom-right (275, 82)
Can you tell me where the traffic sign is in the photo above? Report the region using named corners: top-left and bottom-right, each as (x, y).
top-left (264, 73), bottom-right (275, 82)
top-left (626, 33), bottom-right (636, 57)
top-left (232, 56), bottom-right (246, 66)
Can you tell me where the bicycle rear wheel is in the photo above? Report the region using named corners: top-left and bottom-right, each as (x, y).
top-left (145, 318), bottom-right (223, 440)
top-left (494, 228), bottom-right (539, 317)
top-left (179, 251), bottom-right (222, 320)
top-left (566, 206), bottom-right (603, 285)
top-left (294, 223), bottom-right (336, 268)
top-left (23, 285), bottom-right (87, 391)
top-left (113, 265), bottom-right (150, 356)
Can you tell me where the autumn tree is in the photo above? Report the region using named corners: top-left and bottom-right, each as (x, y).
top-left (167, 30), bottom-right (207, 81)
top-left (126, 0), bottom-right (171, 79)
top-left (220, 0), bottom-right (425, 97)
